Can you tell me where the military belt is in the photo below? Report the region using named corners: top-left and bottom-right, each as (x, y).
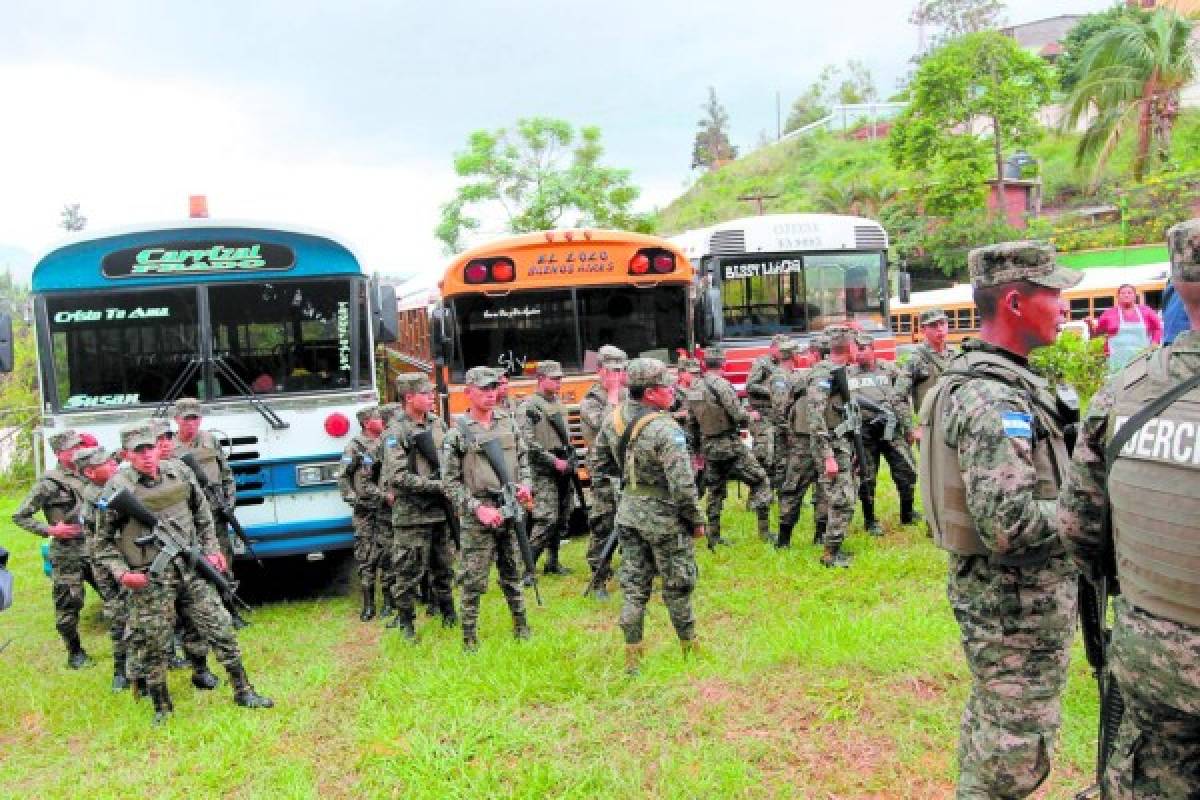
top-left (621, 484), bottom-right (669, 499)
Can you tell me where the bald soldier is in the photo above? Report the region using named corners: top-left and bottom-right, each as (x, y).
top-left (1058, 219), bottom-right (1200, 798)
top-left (920, 241), bottom-right (1081, 798)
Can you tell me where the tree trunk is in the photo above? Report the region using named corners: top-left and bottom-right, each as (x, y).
top-left (1134, 73), bottom-right (1159, 181)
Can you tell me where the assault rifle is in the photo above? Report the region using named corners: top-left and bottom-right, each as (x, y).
top-left (479, 438), bottom-right (543, 606)
top-left (179, 452), bottom-right (260, 565)
top-left (545, 411), bottom-right (592, 538)
top-left (410, 428), bottom-right (461, 549)
top-left (854, 395), bottom-right (898, 441)
top-left (103, 488), bottom-right (250, 614)
top-left (830, 366), bottom-right (869, 472)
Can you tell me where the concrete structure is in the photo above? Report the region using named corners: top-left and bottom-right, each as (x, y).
top-left (1001, 14), bottom-right (1085, 61)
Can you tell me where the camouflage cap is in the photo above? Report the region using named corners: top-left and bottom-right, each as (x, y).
top-left (47, 429), bottom-right (83, 453)
top-left (918, 307), bottom-right (948, 326)
top-left (464, 366), bottom-right (502, 388)
top-left (119, 422), bottom-right (157, 451)
top-left (678, 356), bottom-right (702, 374)
top-left (149, 418), bottom-right (173, 438)
top-left (855, 332), bottom-right (875, 348)
top-left (627, 357), bottom-right (669, 388)
top-left (825, 324), bottom-right (857, 349)
top-left (702, 346), bottom-right (725, 366)
top-left (172, 397), bottom-right (203, 418)
top-left (777, 338), bottom-right (798, 356)
top-left (355, 406), bottom-right (381, 426)
top-left (597, 345), bottom-right (629, 369)
top-left (73, 446), bottom-right (112, 470)
top-left (1167, 218), bottom-right (1200, 282)
top-left (394, 374), bottom-right (434, 396)
top-left (379, 402), bottom-right (402, 424)
top-left (535, 360), bottom-right (564, 378)
top-left (967, 241), bottom-right (1082, 290)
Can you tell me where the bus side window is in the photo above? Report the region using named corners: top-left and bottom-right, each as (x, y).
top-left (1069, 298), bottom-right (1091, 320)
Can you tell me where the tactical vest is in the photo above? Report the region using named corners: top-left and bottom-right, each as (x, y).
top-left (458, 415), bottom-right (520, 495)
top-left (912, 345), bottom-right (953, 412)
top-left (688, 376), bottom-right (734, 436)
top-left (787, 370), bottom-right (813, 435)
top-left (768, 370), bottom-right (794, 423)
top-left (919, 349), bottom-right (1069, 559)
top-left (1107, 348), bottom-right (1200, 627)
top-left (612, 404), bottom-right (668, 495)
top-left (816, 366), bottom-right (855, 434)
top-left (523, 395), bottom-right (568, 453)
top-left (116, 466), bottom-right (193, 569)
top-left (579, 384), bottom-right (606, 446)
top-left (42, 470), bottom-right (83, 525)
top-left (746, 356), bottom-right (779, 411)
top-left (350, 437), bottom-right (380, 497)
top-left (408, 418), bottom-right (447, 480)
top-left (181, 431), bottom-right (222, 485)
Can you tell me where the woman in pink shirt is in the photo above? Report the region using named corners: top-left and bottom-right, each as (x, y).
top-left (1088, 283), bottom-right (1163, 371)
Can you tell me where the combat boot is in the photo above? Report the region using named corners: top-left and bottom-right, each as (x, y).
top-left (149, 684), bottom-right (173, 725)
top-left (512, 614), bottom-right (532, 641)
top-left (624, 643), bottom-right (644, 676)
top-left (111, 655), bottom-right (130, 692)
top-left (439, 598), bottom-right (459, 628)
top-left (190, 656), bottom-right (220, 690)
top-left (359, 586), bottom-right (376, 622)
top-left (167, 634), bottom-right (189, 669)
top-left (227, 663), bottom-right (274, 709)
top-left (543, 542), bottom-right (572, 575)
top-left (462, 628), bottom-right (479, 653)
top-left (592, 583), bottom-right (610, 601)
top-left (231, 611), bottom-right (251, 629)
top-left (379, 593), bottom-right (395, 623)
top-left (132, 676), bottom-right (148, 701)
top-left (862, 496), bottom-right (882, 536)
top-left (820, 543), bottom-right (851, 569)
top-left (756, 510), bottom-right (774, 543)
top-left (388, 612), bottom-right (417, 642)
top-left (900, 491), bottom-right (922, 525)
top-left (680, 637), bottom-right (698, 659)
top-left (63, 632), bottom-right (95, 670)
top-left (773, 522), bottom-right (794, 550)
top-left (813, 517), bottom-right (827, 546)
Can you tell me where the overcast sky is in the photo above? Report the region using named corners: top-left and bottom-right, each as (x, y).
top-left (0, 0), bottom-right (1110, 282)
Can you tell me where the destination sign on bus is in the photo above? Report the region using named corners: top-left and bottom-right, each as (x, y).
top-left (101, 241), bottom-right (295, 278)
top-left (722, 258), bottom-right (804, 281)
top-left (526, 250), bottom-right (615, 277)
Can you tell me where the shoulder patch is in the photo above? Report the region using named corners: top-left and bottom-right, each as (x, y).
top-left (341, 455), bottom-right (354, 464)
top-left (385, 436), bottom-right (398, 449)
top-left (1001, 411), bottom-right (1033, 438)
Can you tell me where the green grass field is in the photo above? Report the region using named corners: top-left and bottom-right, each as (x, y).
top-left (0, 471), bottom-right (1101, 799)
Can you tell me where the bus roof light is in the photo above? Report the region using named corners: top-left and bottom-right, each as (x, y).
top-left (629, 253), bottom-right (650, 275)
top-left (464, 261), bottom-right (489, 284)
top-left (563, 231), bottom-right (574, 242)
top-left (652, 253), bottom-right (675, 273)
top-left (544, 232), bottom-right (555, 242)
top-left (490, 258), bottom-right (515, 282)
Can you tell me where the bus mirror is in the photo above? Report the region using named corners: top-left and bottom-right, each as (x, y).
top-left (430, 307), bottom-right (455, 365)
top-left (373, 282), bottom-right (399, 343)
top-left (898, 272), bottom-right (912, 304)
top-left (0, 313), bottom-right (12, 373)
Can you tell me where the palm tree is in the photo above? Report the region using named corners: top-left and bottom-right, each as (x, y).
top-left (1063, 8), bottom-right (1198, 182)
top-left (814, 177), bottom-right (897, 218)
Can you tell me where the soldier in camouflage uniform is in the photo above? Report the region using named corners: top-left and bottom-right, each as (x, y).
top-left (74, 446), bottom-right (132, 689)
top-left (338, 406), bottom-right (388, 621)
top-left (805, 326), bottom-right (865, 567)
top-left (517, 361), bottom-right (576, 577)
top-left (745, 334), bottom-right (793, 494)
top-left (379, 374), bottom-right (457, 640)
top-left (854, 333), bottom-right (918, 535)
top-left (773, 343), bottom-right (818, 549)
top-left (672, 358), bottom-right (704, 467)
top-left (173, 398), bottom-right (238, 570)
top-left (94, 422), bottom-right (273, 723)
top-left (689, 347), bottom-right (772, 546)
top-left (11, 429), bottom-right (96, 668)
top-left (591, 357), bottom-right (703, 675)
top-left (1057, 220), bottom-right (1200, 799)
top-left (919, 242), bottom-right (1081, 798)
top-left (581, 345), bottom-right (629, 599)
top-left (441, 367), bottom-right (535, 652)
top-left (895, 307), bottom-right (958, 417)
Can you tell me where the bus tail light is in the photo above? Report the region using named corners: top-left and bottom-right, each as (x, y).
top-left (465, 261), bottom-right (489, 284)
top-left (629, 253), bottom-right (650, 275)
top-left (490, 258), bottom-right (515, 282)
top-left (324, 412), bottom-right (351, 437)
top-left (652, 253), bottom-right (675, 273)
top-left (629, 249), bottom-right (675, 275)
top-left (465, 258), bottom-right (515, 284)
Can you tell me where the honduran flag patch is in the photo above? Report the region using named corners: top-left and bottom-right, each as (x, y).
top-left (1001, 411), bottom-right (1033, 438)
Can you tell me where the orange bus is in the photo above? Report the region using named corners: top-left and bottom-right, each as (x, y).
top-left (382, 229), bottom-right (701, 434)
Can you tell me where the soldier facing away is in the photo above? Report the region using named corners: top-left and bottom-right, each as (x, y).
top-left (919, 241), bottom-right (1082, 798)
top-left (1057, 218), bottom-right (1200, 798)
top-left (517, 360), bottom-right (575, 578)
top-left (591, 357), bottom-right (703, 675)
top-left (854, 333), bottom-right (918, 535)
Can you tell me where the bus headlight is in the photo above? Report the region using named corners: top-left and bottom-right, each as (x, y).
top-left (296, 462), bottom-right (341, 486)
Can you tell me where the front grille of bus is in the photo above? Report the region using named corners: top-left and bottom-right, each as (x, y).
top-left (709, 230), bottom-right (746, 255)
top-left (218, 435), bottom-right (266, 500)
top-left (854, 225), bottom-right (887, 250)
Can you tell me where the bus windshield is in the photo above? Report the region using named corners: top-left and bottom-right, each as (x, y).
top-left (717, 252), bottom-right (885, 337)
top-left (451, 285), bottom-right (689, 376)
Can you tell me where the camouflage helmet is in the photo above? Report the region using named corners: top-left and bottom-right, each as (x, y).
top-left (967, 241), bottom-right (1081, 290)
top-left (626, 357), bottom-right (669, 389)
top-left (172, 397), bottom-right (203, 419)
top-left (597, 345), bottom-right (629, 369)
top-left (73, 446), bottom-right (112, 471)
top-left (119, 422), bottom-right (157, 452)
top-left (47, 429), bottom-right (83, 453)
top-left (464, 366), bottom-right (502, 388)
top-left (394, 374), bottom-right (433, 397)
top-left (918, 307), bottom-right (948, 326)
top-left (535, 360), bottom-right (565, 379)
top-left (702, 346), bottom-right (725, 367)
top-left (1167, 218), bottom-right (1200, 282)
top-left (355, 406), bottom-right (382, 426)
top-left (777, 338), bottom-right (798, 356)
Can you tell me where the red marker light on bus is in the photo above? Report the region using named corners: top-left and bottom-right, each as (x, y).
top-left (490, 259), bottom-right (516, 282)
top-left (464, 261), bottom-right (489, 284)
top-left (629, 253), bottom-right (650, 275)
top-left (324, 412), bottom-right (351, 438)
top-left (564, 231), bottom-right (574, 242)
top-left (652, 254), bottom-right (675, 273)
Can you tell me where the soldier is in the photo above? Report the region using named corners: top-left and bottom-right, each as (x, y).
top-left (897, 307), bottom-right (957, 416)
top-left (517, 361), bottom-right (576, 577)
top-left (11, 429), bottom-right (96, 668)
top-left (379, 374), bottom-right (457, 640)
top-left (919, 241), bottom-right (1081, 798)
top-left (806, 326), bottom-right (864, 567)
top-left (773, 343), bottom-right (819, 549)
top-left (338, 406), bottom-right (387, 621)
top-left (591, 357), bottom-right (703, 675)
top-left (74, 446), bottom-right (131, 689)
top-left (688, 347), bottom-right (772, 546)
top-left (441, 367), bottom-right (535, 652)
top-left (173, 399), bottom-right (238, 570)
top-left (854, 333), bottom-right (919, 535)
top-left (745, 335), bottom-right (793, 495)
top-left (496, 372), bottom-right (519, 417)
top-left (93, 422), bottom-right (272, 723)
top-left (672, 357), bottom-right (704, 460)
top-left (1057, 219), bottom-right (1200, 798)
top-left (581, 345), bottom-right (629, 599)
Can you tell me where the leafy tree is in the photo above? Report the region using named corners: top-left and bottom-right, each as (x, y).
top-left (784, 61), bottom-right (879, 134)
top-left (910, 0), bottom-right (1006, 48)
top-left (815, 177), bottom-right (898, 217)
top-left (1057, 5), bottom-right (1147, 93)
top-left (890, 31), bottom-right (1052, 216)
top-left (1062, 7), bottom-right (1197, 183)
top-left (60, 203), bottom-right (86, 232)
top-left (435, 118), bottom-right (651, 253)
top-left (692, 87), bottom-right (738, 169)
top-left (0, 318), bottom-right (41, 484)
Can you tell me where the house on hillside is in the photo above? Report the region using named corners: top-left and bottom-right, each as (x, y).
top-left (1001, 14), bottom-right (1085, 62)
top-left (1127, 0), bottom-right (1200, 13)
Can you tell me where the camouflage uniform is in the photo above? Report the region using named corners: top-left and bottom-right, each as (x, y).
top-left (775, 358), bottom-right (818, 548)
top-left (591, 358), bottom-right (701, 672)
top-left (744, 334), bottom-right (792, 491)
top-left (338, 408), bottom-right (389, 619)
top-left (581, 345), bottom-right (629, 589)
top-left (11, 429), bottom-right (96, 666)
top-left (854, 340), bottom-right (918, 532)
top-left (894, 308), bottom-right (958, 415)
top-left (517, 361), bottom-right (576, 575)
top-left (441, 367), bottom-right (533, 648)
top-left (93, 423), bottom-right (271, 720)
top-left (379, 375), bottom-right (457, 636)
top-left (690, 349), bottom-right (772, 544)
top-left (923, 243), bottom-right (1082, 798)
top-left (1057, 221), bottom-right (1200, 799)
top-left (173, 398), bottom-right (238, 568)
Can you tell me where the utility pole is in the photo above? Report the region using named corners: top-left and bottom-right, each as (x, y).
top-left (737, 191), bottom-right (780, 215)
